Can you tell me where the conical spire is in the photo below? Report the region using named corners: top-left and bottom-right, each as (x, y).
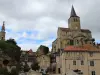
top-left (70, 5), bottom-right (77, 17)
top-left (1, 21), bottom-right (5, 32)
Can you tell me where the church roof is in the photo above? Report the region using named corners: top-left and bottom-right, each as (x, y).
top-left (52, 38), bottom-right (58, 43)
top-left (64, 44), bottom-right (100, 52)
top-left (58, 27), bottom-right (91, 33)
top-left (64, 46), bottom-right (88, 52)
top-left (70, 5), bottom-right (77, 17)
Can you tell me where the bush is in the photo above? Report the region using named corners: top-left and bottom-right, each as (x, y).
top-left (10, 68), bottom-right (18, 75)
top-left (31, 62), bottom-right (40, 71)
top-left (0, 67), bottom-right (10, 75)
top-left (23, 62), bottom-right (30, 72)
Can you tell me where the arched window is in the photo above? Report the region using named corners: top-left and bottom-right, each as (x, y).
top-left (81, 60), bottom-right (84, 65)
top-left (73, 60), bottom-right (76, 65)
top-left (70, 40), bottom-right (74, 45)
top-left (77, 40), bottom-right (79, 44)
top-left (73, 18), bottom-right (77, 22)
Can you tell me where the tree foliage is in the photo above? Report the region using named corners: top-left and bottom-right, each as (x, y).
top-left (0, 39), bottom-right (21, 62)
top-left (31, 62), bottom-right (40, 71)
top-left (23, 62), bottom-right (30, 72)
top-left (10, 68), bottom-right (18, 75)
top-left (37, 45), bottom-right (49, 55)
top-left (6, 38), bottom-right (17, 45)
top-left (0, 67), bottom-right (10, 75)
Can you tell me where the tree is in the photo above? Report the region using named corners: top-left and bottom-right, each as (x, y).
top-left (43, 46), bottom-right (49, 55)
top-left (0, 39), bottom-right (21, 74)
top-left (31, 62), bottom-right (40, 71)
top-left (0, 67), bottom-right (10, 75)
top-left (10, 67), bottom-right (18, 75)
top-left (6, 38), bottom-right (17, 45)
top-left (0, 40), bottom-right (7, 52)
top-left (37, 45), bottom-right (49, 55)
top-left (5, 39), bottom-right (21, 62)
top-left (0, 60), bottom-right (10, 75)
top-left (23, 62), bottom-right (30, 72)
top-left (0, 39), bottom-right (21, 62)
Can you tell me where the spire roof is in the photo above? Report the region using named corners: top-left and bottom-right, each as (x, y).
top-left (70, 5), bottom-right (77, 17)
top-left (1, 21), bottom-right (5, 31)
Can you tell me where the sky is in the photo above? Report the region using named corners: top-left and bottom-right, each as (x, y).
top-left (0, 0), bottom-right (100, 51)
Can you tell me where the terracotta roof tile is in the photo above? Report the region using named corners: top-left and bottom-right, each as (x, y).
top-left (28, 49), bottom-right (33, 53)
top-left (83, 44), bottom-right (99, 51)
top-left (64, 44), bottom-right (100, 52)
top-left (64, 46), bottom-right (88, 51)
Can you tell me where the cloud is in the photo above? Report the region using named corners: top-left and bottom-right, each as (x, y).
top-left (18, 38), bottom-right (54, 51)
top-left (0, 0), bottom-right (100, 51)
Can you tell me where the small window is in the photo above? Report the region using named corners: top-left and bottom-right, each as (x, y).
top-left (81, 60), bottom-right (84, 65)
top-left (70, 40), bottom-right (74, 45)
top-left (76, 40), bottom-right (79, 44)
top-left (91, 71), bottom-right (95, 75)
top-left (90, 52), bottom-right (93, 57)
top-left (73, 60), bottom-right (76, 65)
top-left (74, 18), bottom-right (76, 22)
top-left (90, 61), bottom-right (94, 66)
top-left (73, 18), bottom-right (77, 22)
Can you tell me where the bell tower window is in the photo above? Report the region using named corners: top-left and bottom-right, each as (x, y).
top-left (74, 18), bottom-right (78, 22)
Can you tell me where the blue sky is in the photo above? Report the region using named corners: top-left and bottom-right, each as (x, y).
top-left (4, 27), bottom-right (56, 51)
top-left (0, 0), bottom-right (100, 51)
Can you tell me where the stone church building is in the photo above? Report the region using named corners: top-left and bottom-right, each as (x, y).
top-left (51, 6), bottom-right (100, 75)
top-left (52, 6), bottom-right (94, 53)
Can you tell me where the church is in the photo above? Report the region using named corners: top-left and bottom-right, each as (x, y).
top-left (52, 6), bottom-right (95, 52)
top-left (51, 6), bottom-right (100, 75)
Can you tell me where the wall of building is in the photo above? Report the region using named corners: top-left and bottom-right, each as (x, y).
top-left (52, 28), bottom-right (93, 53)
top-left (37, 55), bottom-right (50, 69)
top-left (60, 51), bottom-right (100, 75)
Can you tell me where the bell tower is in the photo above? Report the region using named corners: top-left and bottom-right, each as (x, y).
top-left (0, 21), bottom-right (6, 40)
top-left (68, 5), bottom-right (81, 30)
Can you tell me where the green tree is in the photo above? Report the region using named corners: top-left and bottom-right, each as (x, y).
top-left (5, 39), bottom-right (21, 62)
top-left (0, 39), bottom-right (21, 74)
top-left (6, 38), bottom-right (17, 45)
top-left (0, 39), bottom-right (21, 62)
top-left (23, 62), bottom-right (30, 72)
top-left (37, 45), bottom-right (49, 55)
top-left (10, 68), bottom-right (18, 75)
top-left (0, 40), bottom-right (7, 53)
top-left (31, 62), bottom-right (40, 71)
top-left (0, 67), bottom-right (10, 75)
